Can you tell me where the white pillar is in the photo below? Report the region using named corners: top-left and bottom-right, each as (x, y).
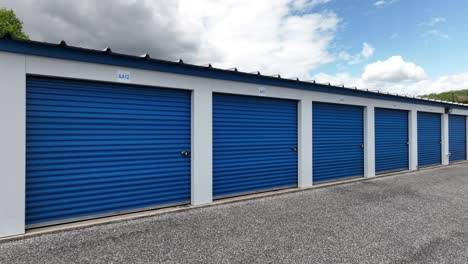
top-left (298, 100), bottom-right (313, 187)
top-left (364, 106), bottom-right (376, 177)
top-left (441, 113), bottom-right (450, 165)
top-left (409, 110), bottom-right (418, 170)
top-left (191, 88), bottom-right (213, 205)
top-left (0, 52), bottom-right (26, 238)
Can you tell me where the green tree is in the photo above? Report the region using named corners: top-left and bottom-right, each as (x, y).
top-left (0, 8), bottom-right (29, 40)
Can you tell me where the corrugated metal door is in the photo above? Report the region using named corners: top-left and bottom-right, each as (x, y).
top-left (417, 112), bottom-right (441, 167)
top-left (375, 108), bottom-right (409, 174)
top-left (313, 102), bottom-right (364, 182)
top-left (213, 93), bottom-right (298, 198)
top-left (26, 76), bottom-right (191, 227)
top-left (449, 114), bottom-right (466, 162)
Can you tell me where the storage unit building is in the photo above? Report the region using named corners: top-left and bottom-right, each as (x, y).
top-left (1, 36), bottom-right (468, 238)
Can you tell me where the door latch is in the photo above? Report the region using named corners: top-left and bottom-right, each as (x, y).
top-left (291, 146), bottom-right (298, 152)
top-left (360, 144), bottom-right (364, 149)
top-left (180, 151), bottom-right (191, 157)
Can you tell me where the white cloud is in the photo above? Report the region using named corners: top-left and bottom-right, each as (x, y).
top-left (374, 0), bottom-right (397, 7)
top-left (313, 55), bottom-right (468, 96)
top-left (423, 30), bottom-right (449, 39)
top-left (313, 70), bottom-right (468, 96)
top-left (385, 73), bottom-right (468, 95)
top-left (420, 17), bottom-right (449, 39)
top-left (362, 56), bottom-right (427, 82)
top-left (313, 72), bottom-right (359, 87)
top-left (374, 0), bottom-right (386, 6)
top-left (312, 56), bottom-right (468, 96)
top-left (425, 17), bottom-right (447, 27)
top-left (3, 0), bottom-right (338, 79)
top-left (339, 42), bottom-right (375, 65)
top-left (179, 0), bottom-right (339, 77)
top-left (361, 43), bottom-right (375, 58)
top-left (291, 0), bottom-right (332, 10)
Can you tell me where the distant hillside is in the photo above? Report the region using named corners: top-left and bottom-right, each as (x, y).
top-left (421, 89), bottom-right (468, 104)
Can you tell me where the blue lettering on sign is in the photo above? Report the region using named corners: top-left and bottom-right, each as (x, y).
top-left (117, 70), bottom-right (131, 82)
top-left (118, 73), bottom-right (130, 80)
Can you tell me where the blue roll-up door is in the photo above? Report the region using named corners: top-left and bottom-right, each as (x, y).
top-left (417, 112), bottom-right (441, 167)
top-left (375, 108), bottom-right (409, 174)
top-left (449, 114), bottom-right (466, 162)
top-left (213, 94), bottom-right (298, 198)
top-left (26, 76), bottom-right (191, 227)
top-left (313, 102), bottom-right (364, 182)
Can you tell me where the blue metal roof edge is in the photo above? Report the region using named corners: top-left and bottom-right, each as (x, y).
top-left (0, 36), bottom-right (466, 110)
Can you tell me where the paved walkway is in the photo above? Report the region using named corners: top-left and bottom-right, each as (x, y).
top-left (1, 164), bottom-right (468, 264)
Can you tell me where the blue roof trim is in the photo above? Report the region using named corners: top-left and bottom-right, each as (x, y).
top-left (0, 37), bottom-right (466, 110)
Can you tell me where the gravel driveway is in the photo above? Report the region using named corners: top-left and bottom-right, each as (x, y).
top-left (1, 164), bottom-right (467, 264)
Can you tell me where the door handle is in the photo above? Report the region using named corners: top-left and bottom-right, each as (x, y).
top-left (360, 144), bottom-right (364, 149)
top-left (291, 146), bottom-right (298, 152)
top-left (180, 151), bottom-right (191, 157)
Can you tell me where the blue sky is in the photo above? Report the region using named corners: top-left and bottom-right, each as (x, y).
top-left (316, 0), bottom-right (467, 78)
top-left (3, 0), bottom-right (468, 95)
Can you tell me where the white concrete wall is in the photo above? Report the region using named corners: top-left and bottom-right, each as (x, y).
top-left (298, 100), bottom-right (313, 187)
top-left (364, 106), bottom-right (376, 178)
top-left (442, 114), bottom-right (450, 165)
top-left (191, 88), bottom-right (213, 205)
top-left (25, 55), bottom-right (454, 114)
top-left (409, 110), bottom-right (418, 170)
top-left (0, 52), bottom-right (26, 237)
top-left (1, 52), bottom-right (468, 237)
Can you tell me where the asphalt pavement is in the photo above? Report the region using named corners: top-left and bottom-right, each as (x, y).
top-left (1, 163), bottom-right (467, 264)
